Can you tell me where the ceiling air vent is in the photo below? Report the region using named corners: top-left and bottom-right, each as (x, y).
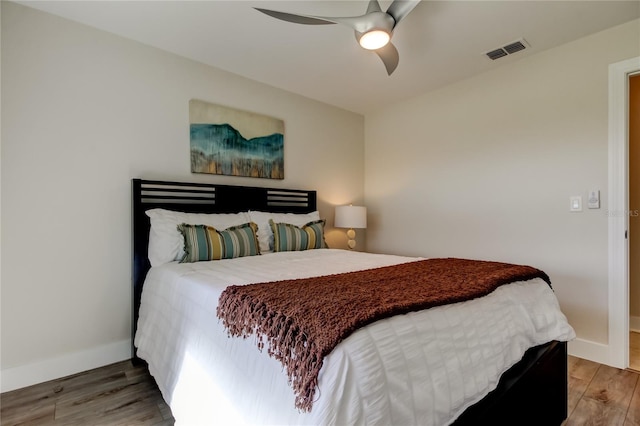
top-left (486, 48), bottom-right (508, 60)
top-left (485, 38), bottom-right (529, 60)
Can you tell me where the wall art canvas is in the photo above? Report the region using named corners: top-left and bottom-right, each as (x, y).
top-left (189, 99), bottom-right (284, 179)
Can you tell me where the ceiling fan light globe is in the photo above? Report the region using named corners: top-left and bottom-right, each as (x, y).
top-left (359, 30), bottom-right (390, 50)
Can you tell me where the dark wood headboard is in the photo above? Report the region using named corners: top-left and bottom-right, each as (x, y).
top-left (131, 179), bottom-right (317, 359)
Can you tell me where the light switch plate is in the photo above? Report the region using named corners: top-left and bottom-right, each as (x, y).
top-left (570, 196), bottom-right (582, 212)
top-left (588, 189), bottom-right (600, 209)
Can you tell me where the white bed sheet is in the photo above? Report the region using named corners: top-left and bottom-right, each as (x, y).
top-left (135, 249), bottom-right (575, 425)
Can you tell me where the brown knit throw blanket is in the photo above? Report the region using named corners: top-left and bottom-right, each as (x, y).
top-left (216, 257), bottom-right (551, 412)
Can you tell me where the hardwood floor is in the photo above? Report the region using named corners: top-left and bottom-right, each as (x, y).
top-left (565, 355), bottom-right (640, 426)
top-left (2, 355), bottom-right (639, 425)
top-left (0, 361), bottom-right (174, 425)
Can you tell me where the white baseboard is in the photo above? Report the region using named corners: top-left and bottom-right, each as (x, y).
top-left (631, 316), bottom-right (640, 333)
top-left (0, 339), bottom-right (131, 393)
top-left (568, 337), bottom-right (612, 366)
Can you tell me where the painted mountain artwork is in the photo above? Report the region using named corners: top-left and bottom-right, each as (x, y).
top-left (189, 100), bottom-right (284, 179)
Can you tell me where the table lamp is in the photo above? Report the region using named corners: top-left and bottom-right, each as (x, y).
top-left (334, 205), bottom-right (367, 249)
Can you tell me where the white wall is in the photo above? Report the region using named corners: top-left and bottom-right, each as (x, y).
top-left (365, 20), bottom-right (640, 363)
top-left (0, 2), bottom-right (364, 391)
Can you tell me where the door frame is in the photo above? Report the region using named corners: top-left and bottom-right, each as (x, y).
top-left (609, 56), bottom-right (640, 369)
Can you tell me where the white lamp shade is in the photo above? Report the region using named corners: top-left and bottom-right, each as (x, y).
top-left (335, 205), bottom-right (367, 229)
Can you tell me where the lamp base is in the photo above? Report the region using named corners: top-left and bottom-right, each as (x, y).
top-left (346, 228), bottom-right (357, 250)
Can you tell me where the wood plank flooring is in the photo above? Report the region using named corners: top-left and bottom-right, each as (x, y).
top-left (0, 361), bottom-right (174, 425)
top-left (2, 355), bottom-right (639, 425)
top-left (565, 355), bottom-right (640, 426)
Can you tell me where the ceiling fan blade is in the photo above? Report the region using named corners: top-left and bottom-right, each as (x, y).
top-left (255, 8), bottom-right (374, 32)
top-left (386, 0), bottom-right (421, 27)
top-left (375, 42), bottom-right (400, 75)
top-left (366, 0), bottom-right (383, 14)
top-left (254, 8), bottom-right (335, 25)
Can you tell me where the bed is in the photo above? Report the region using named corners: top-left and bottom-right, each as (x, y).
top-left (131, 178), bottom-right (575, 426)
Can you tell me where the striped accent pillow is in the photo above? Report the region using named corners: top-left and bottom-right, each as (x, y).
top-left (177, 222), bottom-right (260, 263)
top-left (269, 219), bottom-right (326, 252)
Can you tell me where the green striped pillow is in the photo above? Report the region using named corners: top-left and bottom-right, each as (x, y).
top-left (177, 222), bottom-right (260, 263)
top-left (269, 219), bottom-right (326, 252)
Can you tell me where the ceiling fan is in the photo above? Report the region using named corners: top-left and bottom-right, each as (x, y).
top-left (255, 0), bottom-right (421, 76)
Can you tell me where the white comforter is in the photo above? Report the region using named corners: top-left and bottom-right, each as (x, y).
top-left (135, 249), bottom-right (575, 426)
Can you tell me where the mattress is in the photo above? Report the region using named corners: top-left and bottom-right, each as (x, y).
top-left (134, 249), bottom-right (575, 425)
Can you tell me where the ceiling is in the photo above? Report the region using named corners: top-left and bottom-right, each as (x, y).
top-left (18, 1), bottom-right (640, 114)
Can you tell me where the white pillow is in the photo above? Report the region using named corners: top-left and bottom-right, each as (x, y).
top-left (248, 210), bottom-right (321, 253)
top-left (146, 208), bottom-right (251, 267)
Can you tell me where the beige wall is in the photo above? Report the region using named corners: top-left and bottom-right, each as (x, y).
top-left (365, 20), bottom-right (640, 347)
top-left (1, 2), bottom-right (364, 388)
top-left (631, 74), bottom-right (640, 323)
